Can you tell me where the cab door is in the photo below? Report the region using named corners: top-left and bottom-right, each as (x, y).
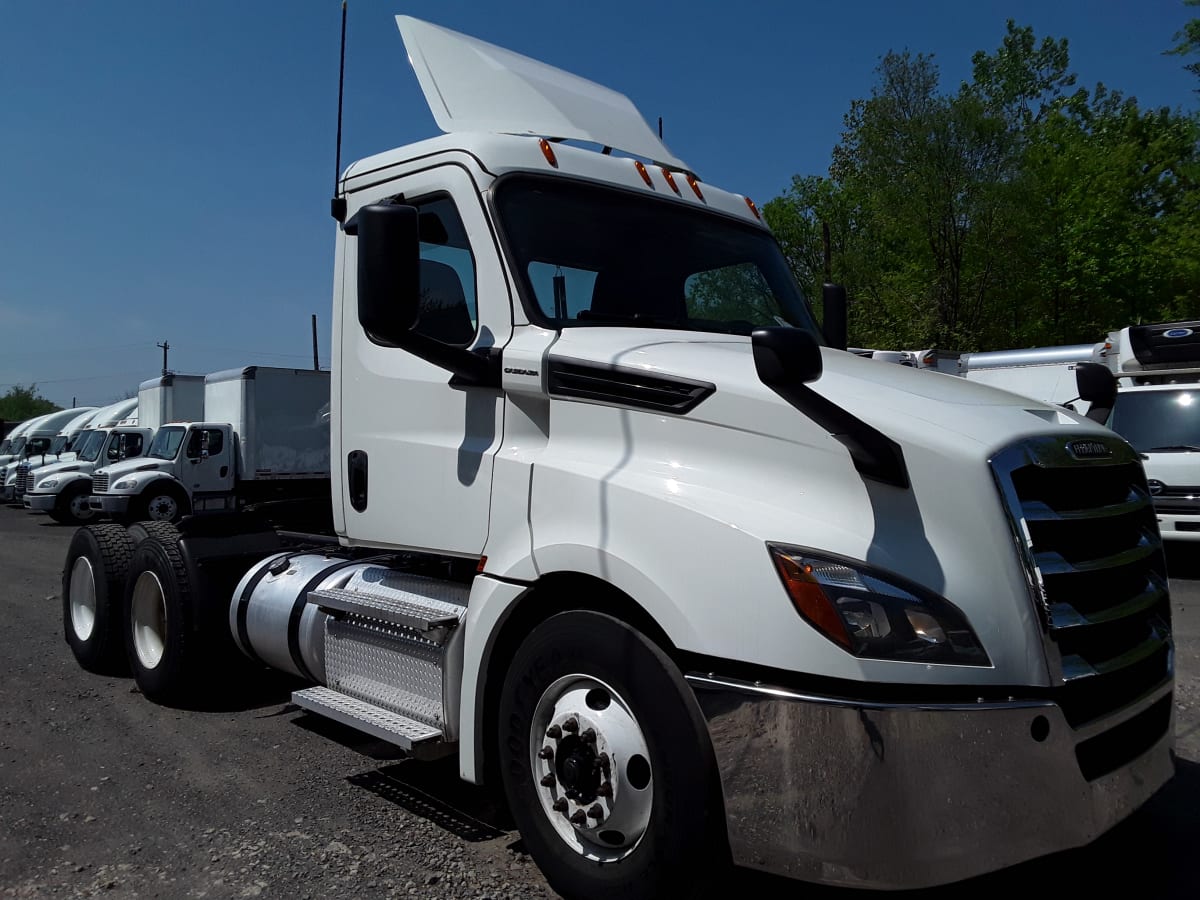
top-left (337, 164), bottom-right (510, 555)
top-left (182, 426), bottom-right (234, 496)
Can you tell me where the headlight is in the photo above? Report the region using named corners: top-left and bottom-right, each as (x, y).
top-left (112, 480), bottom-right (138, 490)
top-left (768, 544), bottom-right (990, 666)
top-left (37, 479), bottom-right (58, 490)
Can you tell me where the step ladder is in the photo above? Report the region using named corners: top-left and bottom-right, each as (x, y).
top-left (291, 574), bottom-right (468, 760)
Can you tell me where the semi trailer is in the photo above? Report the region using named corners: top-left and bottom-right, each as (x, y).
top-left (88, 367), bottom-right (330, 524)
top-left (62, 16), bottom-right (1175, 899)
top-left (24, 400), bottom-right (151, 525)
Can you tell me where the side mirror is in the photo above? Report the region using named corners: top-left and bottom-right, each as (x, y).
top-left (350, 203), bottom-right (420, 345)
top-left (1076, 362), bottom-right (1117, 408)
top-left (751, 327), bottom-right (824, 387)
top-left (822, 283), bottom-right (848, 352)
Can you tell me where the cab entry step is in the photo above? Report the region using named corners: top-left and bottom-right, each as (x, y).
top-left (309, 583), bottom-right (466, 640)
top-left (292, 685), bottom-right (444, 752)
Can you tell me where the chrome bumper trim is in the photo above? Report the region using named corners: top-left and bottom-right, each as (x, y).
top-left (687, 672), bottom-right (1175, 889)
top-left (89, 494), bottom-right (130, 513)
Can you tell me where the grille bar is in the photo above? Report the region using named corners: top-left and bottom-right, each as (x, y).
top-left (1060, 625), bottom-right (1171, 682)
top-left (1049, 575), bottom-right (1167, 631)
top-left (1020, 488), bottom-right (1151, 522)
top-left (1033, 532), bottom-right (1157, 575)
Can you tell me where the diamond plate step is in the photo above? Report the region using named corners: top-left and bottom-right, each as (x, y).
top-left (292, 686), bottom-right (444, 751)
top-left (310, 585), bottom-right (463, 637)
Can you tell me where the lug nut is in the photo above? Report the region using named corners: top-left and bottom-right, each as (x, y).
top-left (552, 798), bottom-right (568, 813)
top-left (546, 725), bottom-right (562, 740)
top-left (563, 718), bottom-right (579, 734)
top-left (597, 781), bottom-right (613, 798)
top-left (540, 773), bottom-right (557, 787)
top-left (587, 803), bottom-right (604, 820)
top-left (598, 752), bottom-right (610, 773)
top-left (538, 746), bottom-right (554, 760)
top-left (570, 810), bottom-right (587, 826)
top-left (581, 728), bottom-right (596, 744)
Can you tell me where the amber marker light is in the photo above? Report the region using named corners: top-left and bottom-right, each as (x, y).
top-left (771, 551), bottom-right (852, 649)
top-left (744, 196), bottom-right (761, 219)
top-left (476, 556), bottom-right (488, 573)
top-left (660, 167), bottom-right (681, 195)
top-left (633, 160), bottom-right (654, 187)
top-left (539, 138), bottom-right (558, 168)
top-left (685, 172), bottom-right (704, 201)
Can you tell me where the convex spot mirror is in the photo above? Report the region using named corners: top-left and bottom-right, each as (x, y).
top-left (349, 203), bottom-right (421, 345)
top-left (751, 327), bottom-right (824, 388)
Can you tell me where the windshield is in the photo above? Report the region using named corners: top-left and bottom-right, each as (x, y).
top-left (148, 426), bottom-right (186, 460)
top-left (10, 437), bottom-right (26, 455)
top-left (49, 436), bottom-right (67, 455)
top-left (0, 440), bottom-right (9, 455)
top-left (26, 437), bottom-right (51, 456)
top-left (494, 176), bottom-right (819, 337)
top-left (1109, 389), bottom-right (1200, 452)
top-left (65, 430), bottom-right (89, 453)
top-left (78, 430), bottom-right (108, 462)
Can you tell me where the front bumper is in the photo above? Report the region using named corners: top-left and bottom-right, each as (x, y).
top-left (1, 485), bottom-right (14, 502)
top-left (23, 492), bottom-right (56, 512)
top-left (1154, 512), bottom-right (1200, 541)
top-left (688, 673), bottom-right (1175, 889)
top-left (89, 494), bottom-right (131, 515)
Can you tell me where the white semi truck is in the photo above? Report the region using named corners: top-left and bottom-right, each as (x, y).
top-left (89, 367), bottom-right (329, 524)
top-left (24, 399), bottom-right (151, 525)
top-left (61, 17), bottom-right (1174, 899)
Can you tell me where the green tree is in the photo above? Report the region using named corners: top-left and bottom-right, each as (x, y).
top-left (0, 384), bottom-right (60, 423)
top-left (1166, 0), bottom-right (1200, 85)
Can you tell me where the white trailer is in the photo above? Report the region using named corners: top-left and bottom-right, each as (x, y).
top-left (89, 367), bottom-right (329, 523)
top-left (60, 17), bottom-right (1174, 899)
top-left (956, 343), bottom-right (1100, 409)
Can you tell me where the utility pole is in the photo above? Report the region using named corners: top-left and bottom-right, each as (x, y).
top-left (157, 340), bottom-right (170, 376)
top-left (311, 314), bottom-right (320, 371)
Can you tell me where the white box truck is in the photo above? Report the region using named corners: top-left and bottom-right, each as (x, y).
top-left (11, 400), bottom-right (137, 503)
top-left (0, 407), bottom-right (97, 501)
top-left (60, 17), bottom-right (1175, 899)
top-left (23, 399), bottom-right (151, 525)
top-left (1102, 320), bottom-right (1200, 541)
top-left (88, 367), bottom-right (329, 523)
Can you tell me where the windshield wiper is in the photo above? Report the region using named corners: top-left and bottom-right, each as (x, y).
top-left (1145, 445), bottom-right (1200, 452)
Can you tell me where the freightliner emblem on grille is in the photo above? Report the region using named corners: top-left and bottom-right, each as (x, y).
top-left (1066, 439), bottom-right (1114, 460)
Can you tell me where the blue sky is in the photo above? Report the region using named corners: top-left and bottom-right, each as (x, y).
top-left (1, 1), bottom-right (1196, 408)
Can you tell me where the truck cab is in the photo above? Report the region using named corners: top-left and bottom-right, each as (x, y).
top-left (0, 407), bottom-right (97, 501)
top-left (90, 422), bottom-right (231, 523)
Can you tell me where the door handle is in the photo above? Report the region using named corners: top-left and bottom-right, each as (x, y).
top-left (347, 450), bottom-right (368, 512)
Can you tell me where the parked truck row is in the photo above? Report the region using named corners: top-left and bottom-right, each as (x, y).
top-left (53, 15), bottom-right (1174, 900)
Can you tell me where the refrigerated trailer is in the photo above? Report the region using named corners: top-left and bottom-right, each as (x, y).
top-left (60, 16), bottom-right (1175, 900)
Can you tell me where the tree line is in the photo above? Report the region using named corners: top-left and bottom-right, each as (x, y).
top-left (763, 15), bottom-right (1200, 352)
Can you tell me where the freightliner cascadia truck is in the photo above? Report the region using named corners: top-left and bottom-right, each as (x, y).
top-left (61, 16), bottom-right (1175, 899)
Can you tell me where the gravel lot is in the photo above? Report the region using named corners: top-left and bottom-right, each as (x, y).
top-left (0, 508), bottom-right (1197, 898)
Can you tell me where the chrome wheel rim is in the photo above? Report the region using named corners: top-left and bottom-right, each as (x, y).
top-left (146, 494), bottom-right (178, 521)
top-left (69, 492), bottom-right (94, 521)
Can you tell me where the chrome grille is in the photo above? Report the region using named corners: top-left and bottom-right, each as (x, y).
top-left (990, 436), bottom-right (1173, 758)
top-left (14, 463), bottom-right (31, 496)
top-left (92, 473), bottom-right (109, 494)
top-left (1148, 483), bottom-right (1200, 515)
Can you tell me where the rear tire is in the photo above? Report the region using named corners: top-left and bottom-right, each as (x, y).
top-left (62, 525), bottom-right (136, 674)
top-left (123, 535), bottom-right (199, 705)
top-left (497, 611), bottom-right (725, 900)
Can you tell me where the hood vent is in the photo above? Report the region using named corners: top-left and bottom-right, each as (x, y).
top-left (547, 359), bottom-right (714, 414)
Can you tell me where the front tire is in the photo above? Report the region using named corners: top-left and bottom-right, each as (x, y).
top-left (498, 611), bottom-right (724, 900)
top-left (62, 524), bottom-right (136, 673)
top-left (52, 483), bottom-right (97, 526)
top-left (134, 484), bottom-right (188, 524)
top-left (123, 535), bottom-right (198, 705)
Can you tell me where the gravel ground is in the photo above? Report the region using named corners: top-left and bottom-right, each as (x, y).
top-left (0, 509), bottom-right (1197, 898)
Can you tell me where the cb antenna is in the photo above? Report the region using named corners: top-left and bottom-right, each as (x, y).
top-left (331, 0), bottom-right (348, 221)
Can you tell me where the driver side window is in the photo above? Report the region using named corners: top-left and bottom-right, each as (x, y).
top-left (413, 195), bottom-right (478, 346)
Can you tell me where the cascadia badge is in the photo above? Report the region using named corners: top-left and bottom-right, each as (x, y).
top-left (1066, 439), bottom-right (1113, 460)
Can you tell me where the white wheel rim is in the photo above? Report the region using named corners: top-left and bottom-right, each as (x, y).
top-left (69, 493), bottom-right (93, 520)
top-left (130, 570), bottom-right (167, 669)
top-left (69, 556), bottom-right (97, 641)
top-left (529, 675), bottom-right (653, 862)
top-left (146, 494), bottom-right (177, 521)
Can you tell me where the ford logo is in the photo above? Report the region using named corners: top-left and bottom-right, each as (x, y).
top-left (1147, 479), bottom-right (1165, 496)
top-left (1163, 328), bottom-right (1193, 338)
top-left (1066, 439), bottom-right (1113, 460)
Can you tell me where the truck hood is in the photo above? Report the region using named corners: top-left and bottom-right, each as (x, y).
top-left (1140, 450), bottom-right (1200, 487)
top-left (29, 460), bottom-right (88, 479)
top-left (95, 458), bottom-right (173, 479)
top-left (547, 329), bottom-right (1103, 459)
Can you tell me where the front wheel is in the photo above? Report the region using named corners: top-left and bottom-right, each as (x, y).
top-left (134, 484), bottom-right (188, 524)
top-left (51, 483), bottom-right (97, 526)
top-left (498, 611), bottom-right (725, 900)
